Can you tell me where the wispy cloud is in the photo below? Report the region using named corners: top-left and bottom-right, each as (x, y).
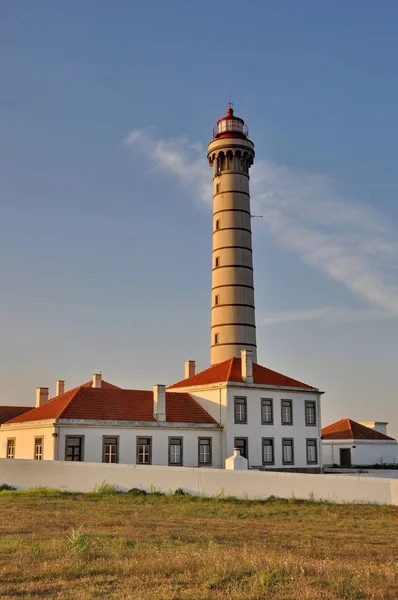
top-left (257, 306), bottom-right (388, 326)
top-left (125, 128), bottom-right (398, 323)
top-left (125, 129), bottom-right (210, 203)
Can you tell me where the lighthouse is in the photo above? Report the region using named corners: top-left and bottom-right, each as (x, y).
top-left (207, 106), bottom-right (257, 365)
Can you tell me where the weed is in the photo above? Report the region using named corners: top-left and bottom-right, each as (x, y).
top-left (92, 481), bottom-right (119, 495)
top-left (65, 525), bottom-right (90, 554)
top-left (149, 483), bottom-right (165, 496)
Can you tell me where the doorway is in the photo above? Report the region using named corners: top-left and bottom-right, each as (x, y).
top-left (234, 438), bottom-right (248, 460)
top-left (340, 448), bottom-right (351, 467)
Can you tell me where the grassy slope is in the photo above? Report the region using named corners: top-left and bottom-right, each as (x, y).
top-left (0, 489), bottom-right (397, 599)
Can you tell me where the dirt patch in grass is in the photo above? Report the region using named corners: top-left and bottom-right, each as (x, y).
top-left (0, 490), bottom-right (397, 599)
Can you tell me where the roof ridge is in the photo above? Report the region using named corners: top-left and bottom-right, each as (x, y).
top-left (57, 385), bottom-right (84, 419)
top-left (226, 357), bottom-right (236, 382)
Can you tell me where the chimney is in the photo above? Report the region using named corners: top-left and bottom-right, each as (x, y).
top-left (360, 421), bottom-right (388, 436)
top-left (36, 387), bottom-right (49, 408)
top-left (184, 360), bottom-right (196, 379)
top-left (56, 380), bottom-right (65, 396)
top-left (153, 384), bottom-right (166, 422)
top-left (241, 349), bottom-right (254, 384)
top-left (92, 373), bottom-right (102, 388)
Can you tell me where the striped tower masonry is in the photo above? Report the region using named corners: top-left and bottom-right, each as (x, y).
top-left (207, 106), bottom-right (257, 365)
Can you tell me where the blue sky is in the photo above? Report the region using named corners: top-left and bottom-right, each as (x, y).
top-left (1, 1), bottom-right (398, 435)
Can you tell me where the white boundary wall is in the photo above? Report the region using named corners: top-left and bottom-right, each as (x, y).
top-left (1, 459), bottom-right (398, 505)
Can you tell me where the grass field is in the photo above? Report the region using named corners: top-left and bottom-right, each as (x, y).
top-left (0, 487), bottom-right (397, 599)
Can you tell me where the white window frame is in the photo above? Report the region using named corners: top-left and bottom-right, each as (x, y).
top-left (137, 437), bottom-right (152, 465)
top-left (103, 436), bottom-right (119, 464)
top-left (262, 438), bottom-right (274, 465)
top-left (261, 398), bottom-right (273, 425)
top-left (282, 438), bottom-right (294, 464)
top-left (234, 397), bottom-right (247, 424)
top-left (281, 399), bottom-right (293, 425)
top-left (305, 401), bottom-right (316, 426)
top-left (306, 439), bottom-right (318, 464)
top-left (34, 437), bottom-right (43, 461)
top-left (198, 438), bottom-right (212, 466)
top-left (6, 438), bottom-right (15, 459)
top-left (169, 437), bottom-right (183, 466)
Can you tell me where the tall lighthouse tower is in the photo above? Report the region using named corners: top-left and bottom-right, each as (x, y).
top-left (208, 106), bottom-right (257, 365)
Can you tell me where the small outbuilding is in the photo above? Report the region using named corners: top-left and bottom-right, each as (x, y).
top-left (322, 418), bottom-right (398, 467)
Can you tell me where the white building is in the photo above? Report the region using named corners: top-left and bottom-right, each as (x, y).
top-left (0, 106), bottom-right (324, 473)
top-left (322, 418), bottom-right (398, 467)
top-left (0, 352), bottom-right (322, 472)
top-left (0, 374), bottom-right (223, 467)
top-left (169, 351), bottom-right (322, 472)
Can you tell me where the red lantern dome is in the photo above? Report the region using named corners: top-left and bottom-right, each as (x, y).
top-left (213, 106), bottom-right (249, 140)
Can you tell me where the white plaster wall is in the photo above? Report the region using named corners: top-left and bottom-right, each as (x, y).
top-left (0, 424), bottom-right (55, 460)
top-left (1, 458), bottom-right (398, 505)
top-left (183, 387), bottom-right (226, 425)
top-left (171, 385), bottom-right (322, 469)
top-left (325, 468), bottom-right (398, 479)
top-left (225, 386), bottom-right (322, 469)
top-left (323, 440), bottom-right (398, 466)
top-left (56, 424), bottom-right (222, 468)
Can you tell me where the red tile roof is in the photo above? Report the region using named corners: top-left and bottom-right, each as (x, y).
top-left (168, 357), bottom-right (316, 390)
top-left (322, 419), bottom-right (395, 441)
top-left (0, 406), bottom-right (33, 425)
top-left (1, 379), bottom-right (121, 425)
top-left (81, 379), bottom-right (121, 389)
top-left (6, 386), bottom-right (217, 425)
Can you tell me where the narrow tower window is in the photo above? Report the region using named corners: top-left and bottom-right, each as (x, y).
top-left (214, 333), bottom-right (219, 344)
top-left (215, 256), bottom-right (220, 268)
top-left (214, 295), bottom-right (220, 306)
top-left (215, 219), bottom-right (220, 230)
top-left (216, 183), bottom-right (220, 193)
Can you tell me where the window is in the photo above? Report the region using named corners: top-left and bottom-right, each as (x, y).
top-left (169, 437), bottom-right (183, 466)
top-left (198, 438), bottom-right (212, 466)
top-left (234, 437), bottom-right (248, 460)
top-left (137, 437), bottom-right (152, 464)
top-left (6, 439), bottom-right (15, 459)
top-left (34, 437), bottom-right (43, 461)
top-left (65, 436), bottom-right (84, 462)
top-left (215, 219), bottom-right (220, 230)
top-left (216, 183), bottom-right (220, 193)
top-left (214, 295), bottom-right (220, 306)
top-left (261, 398), bottom-right (273, 424)
top-left (306, 439), bottom-right (318, 464)
top-left (281, 399), bottom-right (293, 425)
top-left (305, 401), bottom-right (316, 426)
top-left (234, 396), bottom-right (247, 423)
top-left (214, 333), bottom-right (219, 344)
top-left (282, 439), bottom-right (294, 464)
top-left (215, 256), bottom-right (220, 267)
top-left (262, 438), bottom-right (274, 465)
top-left (103, 436), bottom-right (118, 463)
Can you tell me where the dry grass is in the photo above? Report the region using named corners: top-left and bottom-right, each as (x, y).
top-left (0, 488), bottom-right (397, 599)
